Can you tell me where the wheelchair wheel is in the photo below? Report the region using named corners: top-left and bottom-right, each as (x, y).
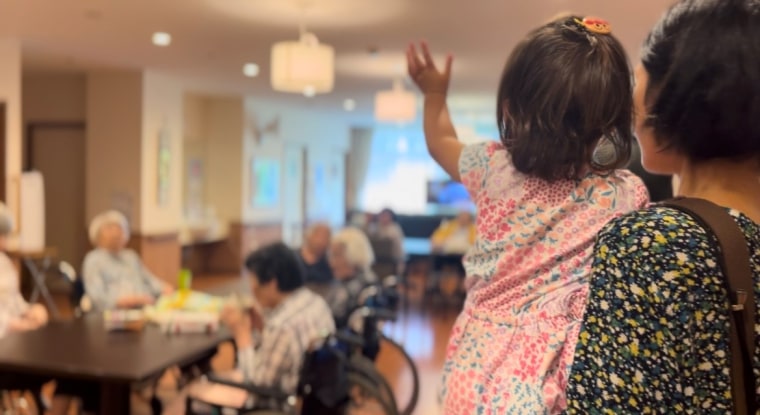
top-left (347, 372), bottom-right (399, 415)
top-left (380, 335), bottom-right (419, 415)
top-left (349, 355), bottom-right (398, 414)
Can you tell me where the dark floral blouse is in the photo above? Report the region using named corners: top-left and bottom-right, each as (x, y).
top-left (565, 206), bottom-right (760, 414)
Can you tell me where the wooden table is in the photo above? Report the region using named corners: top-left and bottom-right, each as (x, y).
top-left (0, 315), bottom-right (231, 414)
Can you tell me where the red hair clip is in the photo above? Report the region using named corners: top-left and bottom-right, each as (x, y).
top-left (579, 17), bottom-right (612, 34)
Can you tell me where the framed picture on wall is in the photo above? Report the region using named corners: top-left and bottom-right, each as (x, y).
top-left (157, 128), bottom-right (171, 206)
top-left (250, 157), bottom-right (281, 209)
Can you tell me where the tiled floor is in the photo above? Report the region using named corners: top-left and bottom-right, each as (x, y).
top-left (36, 272), bottom-right (457, 414)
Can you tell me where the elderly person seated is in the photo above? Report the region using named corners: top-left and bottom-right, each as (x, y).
top-left (82, 210), bottom-right (173, 311)
top-left (320, 227), bottom-right (377, 327)
top-left (0, 202), bottom-right (50, 410)
top-left (431, 210), bottom-right (476, 255)
top-left (296, 222), bottom-right (333, 284)
top-left (165, 242), bottom-right (335, 413)
top-left (0, 202), bottom-right (48, 336)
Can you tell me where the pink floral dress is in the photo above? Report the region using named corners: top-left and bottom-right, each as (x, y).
top-left (441, 141), bottom-right (649, 414)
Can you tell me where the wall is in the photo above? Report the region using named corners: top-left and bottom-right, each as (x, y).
top-left (306, 146), bottom-right (346, 226)
top-left (243, 98), bottom-right (350, 230)
top-left (204, 96), bottom-right (245, 225)
top-left (182, 94), bottom-right (207, 220)
top-left (140, 71), bottom-right (184, 235)
top-left (23, 72), bottom-right (86, 122)
top-left (0, 39), bottom-right (21, 236)
top-left (22, 72), bottom-right (88, 265)
top-left (85, 70), bottom-right (143, 227)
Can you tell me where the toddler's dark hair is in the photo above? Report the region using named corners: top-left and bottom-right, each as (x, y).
top-left (497, 15), bottom-right (634, 181)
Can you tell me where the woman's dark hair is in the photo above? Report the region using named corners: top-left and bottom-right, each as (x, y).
top-left (379, 208), bottom-right (397, 222)
top-left (497, 15), bottom-right (634, 181)
top-left (245, 242), bottom-right (305, 293)
top-left (641, 0), bottom-right (760, 161)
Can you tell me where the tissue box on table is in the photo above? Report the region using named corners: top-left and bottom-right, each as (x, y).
top-left (104, 309), bottom-right (146, 331)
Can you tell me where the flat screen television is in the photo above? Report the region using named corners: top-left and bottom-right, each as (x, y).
top-left (426, 179), bottom-right (472, 208)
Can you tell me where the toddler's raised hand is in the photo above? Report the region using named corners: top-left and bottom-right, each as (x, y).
top-left (407, 41), bottom-right (453, 96)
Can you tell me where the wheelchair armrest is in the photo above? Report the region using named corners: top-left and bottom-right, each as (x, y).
top-left (333, 330), bottom-right (365, 348)
top-left (370, 307), bottom-right (397, 322)
top-left (348, 305), bottom-right (398, 323)
top-left (204, 374), bottom-right (291, 401)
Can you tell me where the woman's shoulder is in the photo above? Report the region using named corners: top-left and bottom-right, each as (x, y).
top-left (599, 205), bottom-right (708, 242)
top-left (599, 204), bottom-right (759, 248)
top-left (82, 248), bottom-right (105, 263)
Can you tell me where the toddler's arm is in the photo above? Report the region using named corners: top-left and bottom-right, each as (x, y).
top-left (407, 42), bottom-right (464, 181)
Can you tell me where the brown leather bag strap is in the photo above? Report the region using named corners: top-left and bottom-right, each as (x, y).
top-left (663, 197), bottom-right (757, 414)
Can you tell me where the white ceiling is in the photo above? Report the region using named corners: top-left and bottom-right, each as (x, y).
top-left (0, 0), bottom-right (674, 124)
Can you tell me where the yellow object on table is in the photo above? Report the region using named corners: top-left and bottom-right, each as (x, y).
top-left (145, 291), bottom-right (225, 334)
top-left (154, 290), bottom-right (224, 313)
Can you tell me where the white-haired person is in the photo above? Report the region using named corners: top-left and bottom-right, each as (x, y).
top-left (0, 202), bottom-right (48, 337)
top-left (82, 210), bottom-right (173, 311)
top-left (322, 227), bottom-right (377, 326)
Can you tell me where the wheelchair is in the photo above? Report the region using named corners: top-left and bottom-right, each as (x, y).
top-left (184, 331), bottom-right (399, 415)
top-left (340, 277), bottom-right (420, 415)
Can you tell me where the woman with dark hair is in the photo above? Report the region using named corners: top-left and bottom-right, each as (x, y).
top-left (565, 0), bottom-right (760, 412)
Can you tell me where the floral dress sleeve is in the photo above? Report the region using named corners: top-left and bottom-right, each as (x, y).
top-left (458, 141), bottom-right (499, 200)
top-left (564, 208), bottom-right (738, 414)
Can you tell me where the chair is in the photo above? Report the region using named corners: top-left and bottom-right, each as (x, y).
top-left (369, 237), bottom-right (398, 280)
top-left (57, 261), bottom-right (92, 317)
top-left (345, 280), bottom-right (419, 415)
top-left (184, 332), bottom-right (399, 415)
top-left (0, 375), bottom-right (50, 414)
top-left (369, 238), bottom-right (413, 314)
top-left (424, 253), bottom-right (466, 311)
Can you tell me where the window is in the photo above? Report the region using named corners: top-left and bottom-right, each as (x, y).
top-left (359, 121), bottom-right (497, 214)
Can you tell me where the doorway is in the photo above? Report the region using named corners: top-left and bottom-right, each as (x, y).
top-left (26, 122), bottom-right (87, 266)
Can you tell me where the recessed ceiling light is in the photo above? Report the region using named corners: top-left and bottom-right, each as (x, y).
top-left (152, 32), bottom-right (172, 47)
top-left (303, 86), bottom-right (316, 98)
top-left (343, 99), bottom-right (356, 112)
top-left (243, 63), bottom-right (260, 78)
top-left (84, 9), bottom-right (103, 20)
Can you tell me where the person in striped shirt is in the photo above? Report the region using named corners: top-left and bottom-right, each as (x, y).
top-left (171, 242), bottom-right (335, 413)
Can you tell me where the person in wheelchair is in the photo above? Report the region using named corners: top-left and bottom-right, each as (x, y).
top-left (322, 227), bottom-right (377, 328)
top-left (171, 242), bottom-right (335, 413)
top-left (82, 210), bottom-right (173, 311)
